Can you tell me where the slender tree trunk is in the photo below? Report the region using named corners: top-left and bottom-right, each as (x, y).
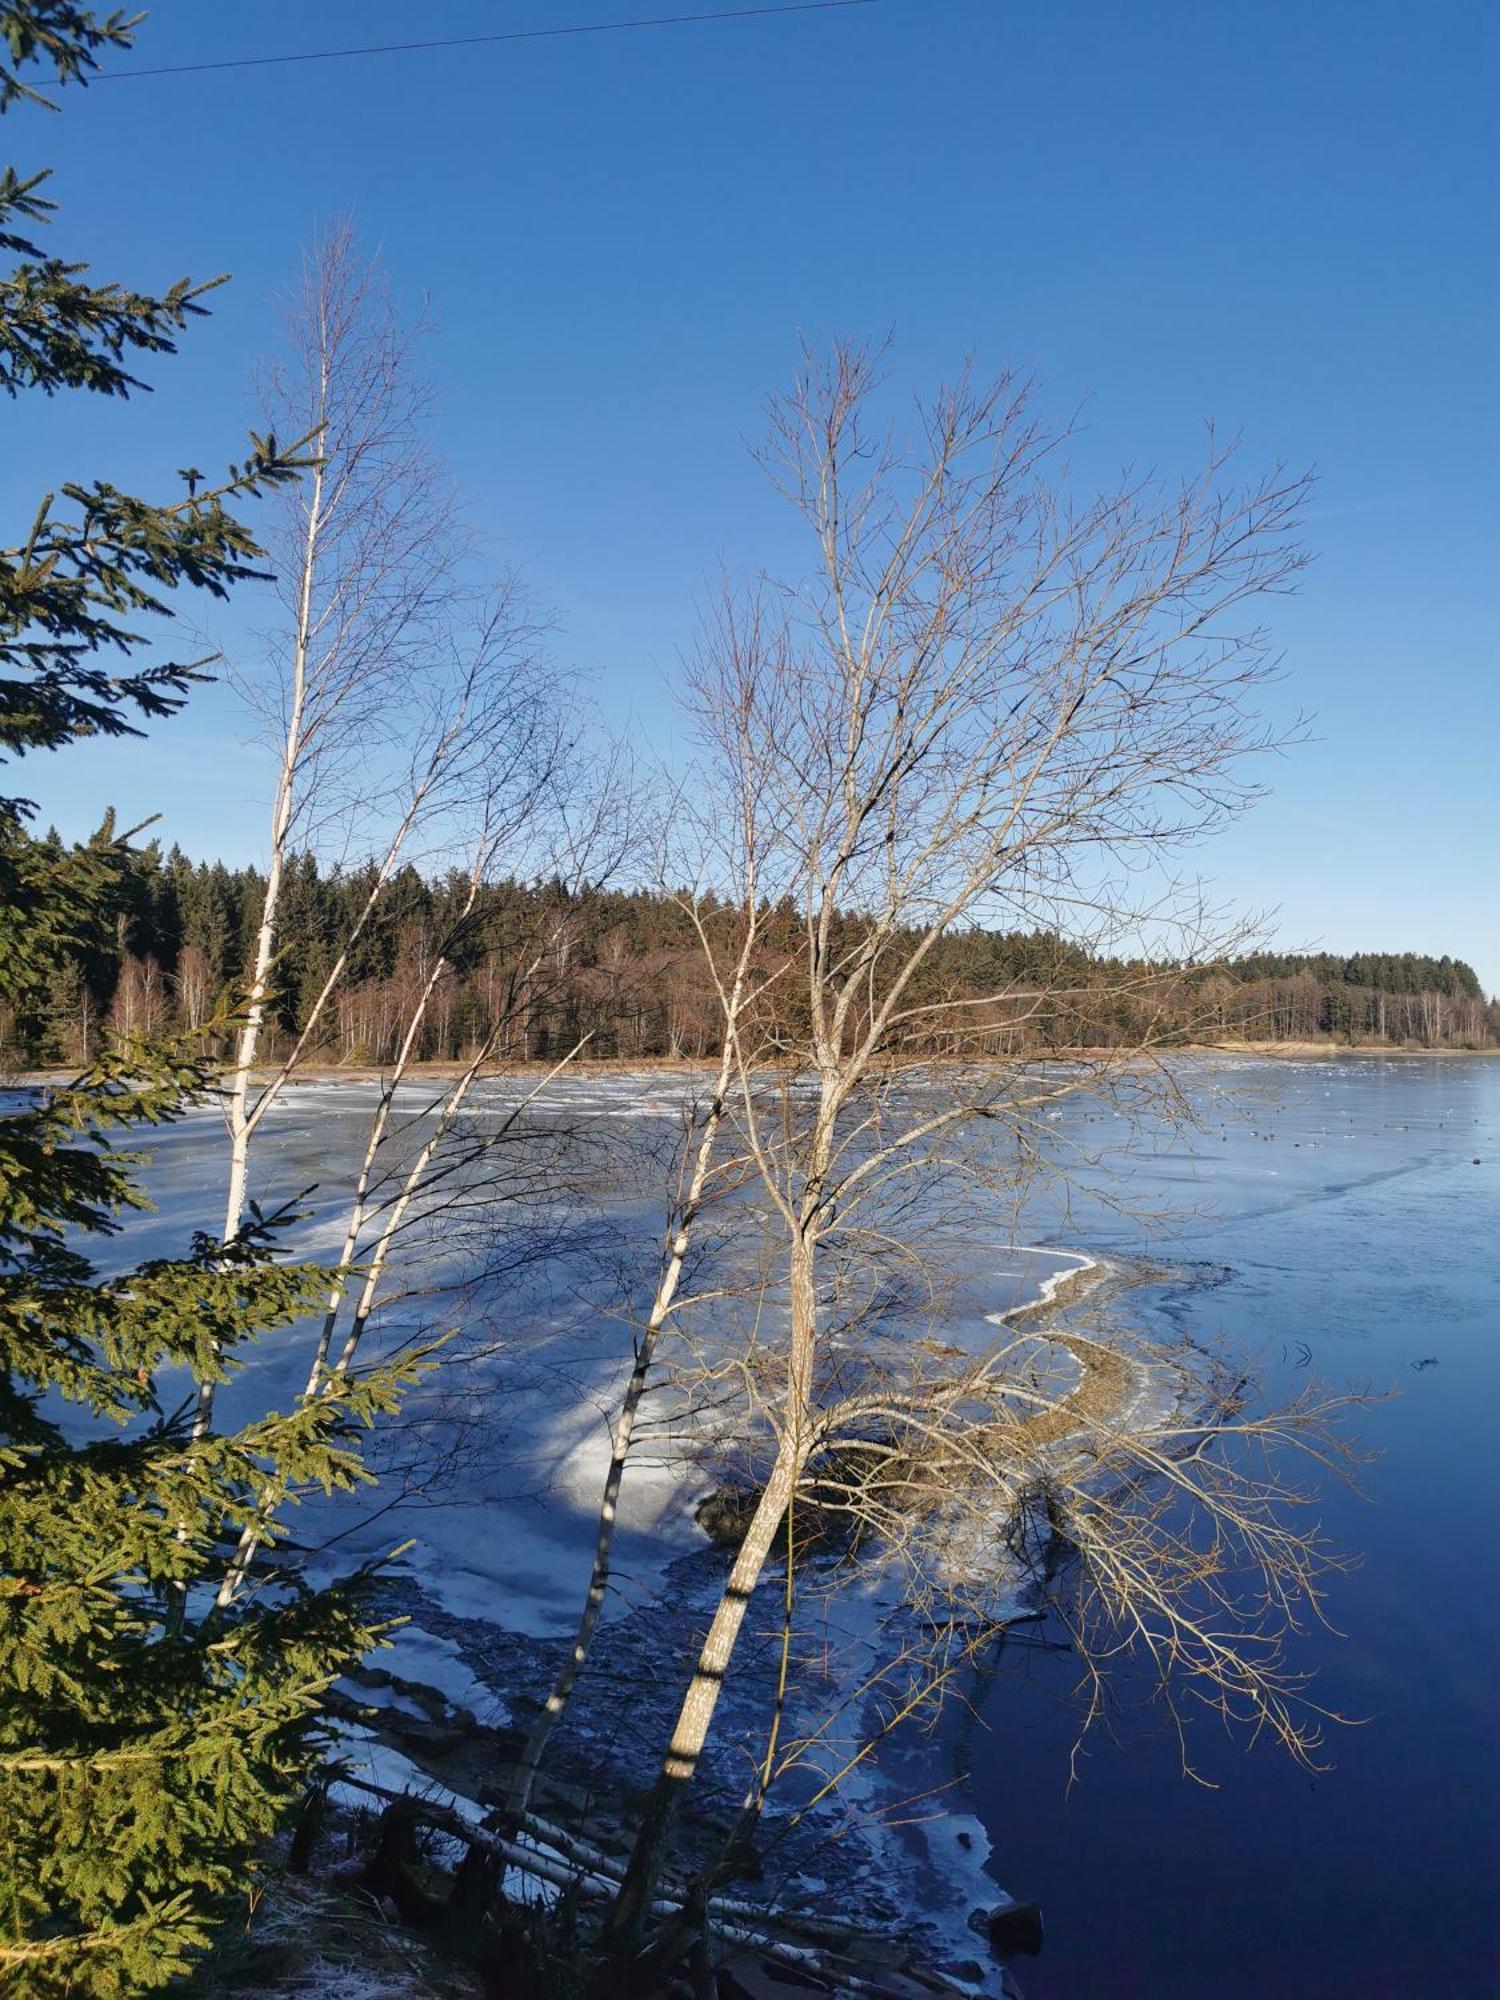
top-left (605, 1219), bottom-right (818, 1951)
top-left (221, 429), bottom-right (326, 1249)
top-left (214, 1028), bottom-right (585, 1611)
top-left (604, 1436), bottom-right (802, 1953)
top-left (179, 417), bottom-right (326, 1481)
top-left (301, 935), bottom-right (460, 1403)
top-left (505, 1062), bottom-right (735, 1826)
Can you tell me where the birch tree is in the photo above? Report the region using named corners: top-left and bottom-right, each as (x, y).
top-left (186, 225), bottom-right (578, 1451)
top-left (503, 747), bottom-right (782, 1825)
top-left (210, 747), bottom-right (617, 1610)
top-left (216, 225), bottom-right (464, 1247)
top-left (605, 339), bottom-right (1326, 1945)
top-left (178, 225), bottom-right (635, 1657)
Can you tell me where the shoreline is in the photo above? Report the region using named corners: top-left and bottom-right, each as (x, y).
top-left (6, 1041), bottom-right (1496, 1094)
top-left (326, 1237), bottom-right (1156, 2000)
top-left (326, 1224), bottom-right (1128, 1992)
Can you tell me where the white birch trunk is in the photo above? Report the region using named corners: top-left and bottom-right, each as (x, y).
top-left (504, 1056), bottom-right (735, 1823)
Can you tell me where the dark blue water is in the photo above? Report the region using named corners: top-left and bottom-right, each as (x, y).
top-left (965, 1056), bottom-right (1500, 1998)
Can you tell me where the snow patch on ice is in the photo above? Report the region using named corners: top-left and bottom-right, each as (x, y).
top-left (329, 1722), bottom-right (485, 1826)
top-left (377, 1624), bottom-right (505, 1723)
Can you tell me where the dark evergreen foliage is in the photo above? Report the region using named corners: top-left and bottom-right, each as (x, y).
top-left (0, 11), bottom-right (426, 1991)
top-left (4, 845), bottom-right (1490, 1068)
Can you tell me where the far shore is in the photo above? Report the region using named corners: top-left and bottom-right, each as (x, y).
top-left (1192, 1038), bottom-right (1500, 1060)
top-left (7, 1040), bottom-right (1497, 1094)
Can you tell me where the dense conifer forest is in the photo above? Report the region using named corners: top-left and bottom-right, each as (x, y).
top-left (8, 840), bottom-right (1494, 1068)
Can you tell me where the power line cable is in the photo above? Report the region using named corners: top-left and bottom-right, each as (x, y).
top-left (93, 1), bottom-right (880, 83)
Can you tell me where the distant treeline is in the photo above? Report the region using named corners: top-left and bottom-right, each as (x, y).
top-left (6, 840), bottom-right (1495, 1068)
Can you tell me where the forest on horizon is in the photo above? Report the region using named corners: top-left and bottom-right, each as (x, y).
top-left (9, 838), bottom-right (1494, 1070)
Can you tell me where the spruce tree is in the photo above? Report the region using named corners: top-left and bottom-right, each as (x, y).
top-left (0, 10), bottom-right (425, 1992)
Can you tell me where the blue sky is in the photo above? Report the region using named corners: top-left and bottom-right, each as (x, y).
top-left (8, 0), bottom-right (1498, 989)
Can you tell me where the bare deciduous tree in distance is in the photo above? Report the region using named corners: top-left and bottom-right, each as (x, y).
top-left (604, 338), bottom-right (1336, 1948)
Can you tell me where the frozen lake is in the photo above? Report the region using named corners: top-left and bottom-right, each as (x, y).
top-left (71, 1053), bottom-right (1500, 1992)
top-left (963, 1054), bottom-right (1500, 1997)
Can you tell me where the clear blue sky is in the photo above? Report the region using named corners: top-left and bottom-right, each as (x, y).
top-left (9, 1), bottom-right (1498, 990)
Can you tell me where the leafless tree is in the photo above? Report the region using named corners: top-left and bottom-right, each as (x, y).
top-left (502, 823), bottom-right (776, 1826)
top-left (216, 223), bottom-right (468, 1251)
top-left (604, 338), bottom-right (1335, 1943)
top-left (192, 228), bottom-right (640, 1634)
top-left (105, 951), bottom-right (167, 1042)
top-left (171, 942), bottom-right (214, 1035)
top-left (183, 223), bottom-right (588, 1453)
